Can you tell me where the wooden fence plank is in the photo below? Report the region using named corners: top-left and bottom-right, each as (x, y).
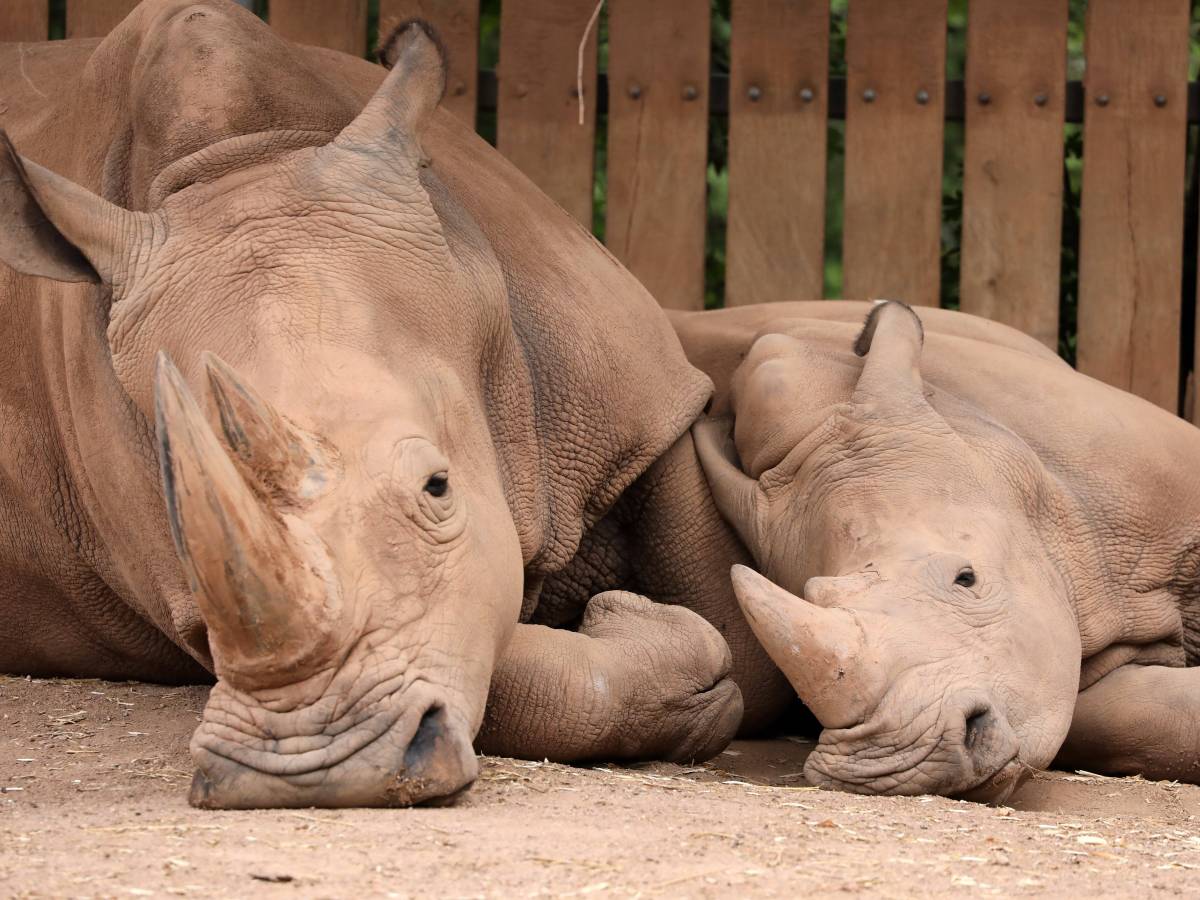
top-left (379, 0), bottom-right (478, 126)
top-left (268, 0), bottom-right (368, 57)
top-left (960, 0), bottom-right (1067, 349)
top-left (725, 0), bottom-right (828, 306)
top-left (605, 0), bottom-right (710, 310)
top-left (842, 0), bottom-right (947, 306)
top-left (496, 0), bottom-right (597, 226)
top-left (1077, 0), bottom-right (1189, 411)
top-left (0, 1), bottom-right (48, 41)
top-left (66, 0), bottom-right (141, 38)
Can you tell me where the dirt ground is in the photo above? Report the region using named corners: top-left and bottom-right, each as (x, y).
top-left (1, 678), bottom-right (1198, 898)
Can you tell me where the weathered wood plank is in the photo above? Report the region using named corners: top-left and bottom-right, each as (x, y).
top-left (66, 0), bottom-right (141, 38)
top-left (496, 0), bottom-right (598, 226)
top-left (379, 0), bottom-right (478, 126)
top-left (605, 0), bottom-right (710, 310)
top-left (268, 0), bottom-right (368, 57)
top-left (842, 0), bottom-right (947, 306)
top-left (960, 0), bottom-right (1067, 349)
top-left (725, 0), bottom-right (828, 306)
top-left (0, 1), bottom-right (48, 41)
top-left (1077, 0), bottom-right (1189, 411)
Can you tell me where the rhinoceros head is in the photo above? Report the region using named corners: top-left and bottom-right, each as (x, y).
top-left (697, 301), bottom-right (1081, 802)
top-left (0, 23), bottom-right (524, 807)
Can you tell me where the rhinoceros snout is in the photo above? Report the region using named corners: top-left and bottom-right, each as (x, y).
top-left (187, 690), bottom-right (479, 810)
top-left (802, 693), bottom-right (1026, 801)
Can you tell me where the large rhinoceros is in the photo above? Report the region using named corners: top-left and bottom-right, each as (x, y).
top-left (677, 300), bottom-right (1200, 801)
top-left (0, 0), bottom-right (758, 808)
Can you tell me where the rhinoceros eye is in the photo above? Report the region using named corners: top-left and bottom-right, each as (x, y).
top-left (954, 568), bottom-right (977, 589)
top-left (424, 473), bottom-right (449, 498)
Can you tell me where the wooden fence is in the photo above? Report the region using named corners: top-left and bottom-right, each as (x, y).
top-left (1, 1), bottom-right (1198, 422)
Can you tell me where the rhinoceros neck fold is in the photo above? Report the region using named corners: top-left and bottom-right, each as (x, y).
top-left (144, 130), bottom-right (338, 209)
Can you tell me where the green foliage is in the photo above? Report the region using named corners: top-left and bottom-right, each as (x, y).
top-left (48, 0), bottom-right (64, 39)
top-left (72, 0), bottom-right (1194, 370)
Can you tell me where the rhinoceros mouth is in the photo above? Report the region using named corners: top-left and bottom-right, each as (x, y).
top-left (803, 726), bottom-right (951, 796)
top-left (803, 720), bottom-right (1025, 800)
top-left (188, 670), bottom-right (480, 809)
top-left (954, 755), bottom-right (1026, 804)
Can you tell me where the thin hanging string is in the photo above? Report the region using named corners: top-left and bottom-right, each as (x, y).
top-left (578, 0), bottom-right (605, 125)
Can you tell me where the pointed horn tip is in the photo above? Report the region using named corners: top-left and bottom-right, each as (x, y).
top-left (729, 566), bottom-right (804, 626)
top-left (200, 349), bottom-right (237, 395)
top-left (153, 350), bottom-right (190, 405)
top-left (154, 348), bottom-right (173, 376)
top-left (0, 128), bottom-right (18, 161)
top-left (729, 564), bottom-right (762, 593)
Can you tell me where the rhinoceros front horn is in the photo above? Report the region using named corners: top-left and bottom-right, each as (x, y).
top-left (154, 352), bottom-right (341, 686)
top-left (730, 565), bottom-right (884, 730)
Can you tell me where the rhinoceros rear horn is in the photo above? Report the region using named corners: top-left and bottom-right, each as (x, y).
top-left (202, 351), bottom-right (328, 501)
top-left (336, 19), bottom-right (447, 161)
top-left (155, 352), bottom-right (341, 686)
top-left (730, 565), bottom-right (885, 730)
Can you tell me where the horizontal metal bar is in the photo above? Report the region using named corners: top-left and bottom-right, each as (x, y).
top-left (476, 72), bottom-right (1200, 125)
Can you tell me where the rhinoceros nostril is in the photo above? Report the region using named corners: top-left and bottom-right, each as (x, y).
top-left (404, 704), bottom-right (446, 770)
top-left (964, 709), bottom-right (990, 752)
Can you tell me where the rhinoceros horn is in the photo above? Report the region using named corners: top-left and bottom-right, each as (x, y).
top-left (155, 352), bottom-right (341, 685)
top-left (335, 20), bottom-right (446, 162)
top-left (730, 565), bottom-right (885, 729)
top-left (203, 351), bottom-right (327, 502)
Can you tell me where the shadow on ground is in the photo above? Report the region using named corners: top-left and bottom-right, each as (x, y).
top-left (2, 678), bottom-right (1197, 897)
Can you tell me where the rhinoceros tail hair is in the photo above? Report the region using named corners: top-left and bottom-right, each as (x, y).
top-left (377, 18), bottom-right (449, 74)
top-left (853, 299), bottom-right (924, 358)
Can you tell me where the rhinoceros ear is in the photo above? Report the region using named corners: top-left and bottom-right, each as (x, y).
top-left (0, 130), bottom-right (154, 285)
top-left (850, 300), bottom-right (929, 413)
top-left (693, 417), bottom-right (765, 559)
top-left (335, 19), bottom-right (447, 163)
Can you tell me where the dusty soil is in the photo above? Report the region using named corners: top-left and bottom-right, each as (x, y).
top-left (1, 677), bottom-right (1198, 898)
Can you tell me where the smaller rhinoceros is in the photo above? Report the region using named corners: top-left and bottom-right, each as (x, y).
top-left (678, 300), bottom-right (1200, 802)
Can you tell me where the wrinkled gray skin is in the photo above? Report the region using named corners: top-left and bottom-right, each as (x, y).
top-left (0, 0), bottom-right (758, 809)
top-left (677, 300), bottom-right (1200, 801)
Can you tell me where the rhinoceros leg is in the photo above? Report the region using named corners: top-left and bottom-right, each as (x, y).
top-left (477, 592), bottom-right (743, 763)
top-left (1055, 664), bottom-right (1200, 783)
